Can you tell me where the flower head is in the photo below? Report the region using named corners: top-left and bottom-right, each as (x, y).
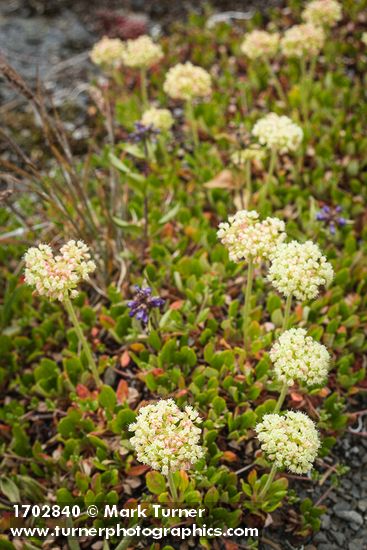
top-left (362, 33), bottom-right (367, 47)
top-left (90, 36), bottom-right (125, 68)
top-left (268, 240), bottom-right (334, 301)
top-left (231, 146), bottom-right (266, 167)
top-left (270, 328), bottom-right (330, 387)
top-left (241, 30), bottom-right (280, 60)
top-left (302, 0), bottom-right (342, 27)
top-left (129, 399), bottom-right (204, 475)
top-left (252, 113), bottom-right (303, 154)
top-left (281, 24), bottom-right (325, 58)
top-left (316, 205), bottom-right (346, 234)
top-left (121, 35), bottom-right (163, 69)
top-left (217, 210), bottom-right (286, 263)
top-left (141, 107), bottom-right (174, 132)
top-left (24, 241), bottom-right (96, 302)
top-left (128, 285), bottom-right (165, 326)
top-left (255, 411), bottom-right (320, 474)
top-left (163, 62), bottom-right (212, 101)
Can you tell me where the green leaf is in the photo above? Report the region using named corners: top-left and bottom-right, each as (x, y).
top-left (146, 471), bottom-right (166, 495)
top-left (0, 477), bottom-right (20, 502)
top-left (99, 385), bottom-right (117, 412)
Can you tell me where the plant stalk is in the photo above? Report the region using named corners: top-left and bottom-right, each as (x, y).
top-left (140, 67), bottom-right (148, 108)
top-left (243, 258), bottom-right (255, 349)
top-left (274, 380), bottom-right (289, 414)
top-left (259, 462), bottom-right (278, 500)
top-left (64, 296), bottom-right (101, 387)
top-left (167, 471), bottom-right (178, 502)
top-left (282, 293), bottom-right (292, 332)
top-left (186, 99), bottom-right (199, 149)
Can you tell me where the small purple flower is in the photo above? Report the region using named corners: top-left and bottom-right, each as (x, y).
top-left (128, 285), bottom-right (165, 326)
top-left (127, 122), bottom-right (160, 143)
top-left (316, 205), bottom-right (347, 234)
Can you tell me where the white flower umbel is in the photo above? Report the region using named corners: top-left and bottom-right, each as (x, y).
top-left (24, 241), bottom-right (100, 386)
top-left (129, 399), bottom-right (204, 476)
top-left (302, 0), bottom-right (342, 27)
top-left (163, 62), bottom-right (212, 101)
top-left (241, 30), bottom-right (280, 60)
top-left (270, 328), bottom-right (331, 387)
top-left (141, 107), bottom-right (174, 132)
top-left (281, 24), bottom-right (325, 58)
top-left (252, 113), bottom-right (303, 154)
top-left (24, 241), bottom-right (96, 302)
top-left (217, 210), bottom-right (286, 264)
top-left (121, 35), bottom-right (163, 69)
top-left (268, 240), bottom-right (334, 302)
top-left (90, 36), bottom-right (125, 69)
top-left (256, 411), bottom-right (320, 474)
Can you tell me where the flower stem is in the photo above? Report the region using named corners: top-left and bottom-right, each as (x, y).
top-left (258, 462), bottom-right (278, 500)
top-left (243, 258), bottom-right (255, 349)
top-left (274, 380), bottom-right (288, 413)
top-left (266, 60), bottom-right (287, 104)
top-left (186, 99), bottom-right (199, 149)
top-left (282, 293), bottom-right (293, 332)
top-left (167, 471), bottom-right (178, 502)
top-left (64, 296), bottom-right (101, 387)
top-left (245, 160), bottom-right (252, 207)
top-left (140, 67), bottom-right (148, 109)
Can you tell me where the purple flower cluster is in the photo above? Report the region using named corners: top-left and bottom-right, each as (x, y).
top-left (127, 285), bottom-right (165, 326)
top-left (127, 122), bottom-right (160, 143)
top-left (316, 205), bottom-right (346, 234)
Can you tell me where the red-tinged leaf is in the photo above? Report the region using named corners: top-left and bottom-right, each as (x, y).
top-left (224, 542), bottom-right (239, 550)
top-left (175, 389), bottom-right (188, 398)
top-left (91, 327), bottom-right (99, 337)
top-left (127, 465), bottom-right (150, 476)
top-left (116, 379), bottom-right (129, 403)
top-left (169, 300), bottom-right (184, 310)
top-left (130, 342), bottom-right (145, 352)
top-left (161, 223), bottom-right (174, 238)
top-left (295, 304), bottom-right (303, 321)
top-left (248, 469), bottom-right (257, 486)
top-left (76, 384), bottom-right (90, 398)
top-left (99, 314), bottom-right (115, 327)
top-left (151, 368), bottom-right (164, 376)
top-left (120, 350), bottom-right (131, 368)
top-left (290, 392), bottom-right (303, 403)
top-left (0, 424), bottom-right (11, 432)
top-left (337, 326), bottom-right (347, 334)
top-left (204, 170), bottom-right (235, 190)
top-left (221, 451), bottom-right (238, 462)
top-left (318, 387), bottom-right (330, 398)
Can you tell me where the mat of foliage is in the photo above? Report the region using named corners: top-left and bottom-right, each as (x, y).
top-left (0, 1), bottom-right (367, 549)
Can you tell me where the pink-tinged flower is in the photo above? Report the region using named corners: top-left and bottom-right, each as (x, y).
top-left (24, 241), bottom-right (96, 302)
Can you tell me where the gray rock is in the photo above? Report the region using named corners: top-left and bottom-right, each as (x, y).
top-left (349, 539), bottom-right (366, 550)
top-left (357, 499), bottom-right (367, 512)
top-left (334, 510), bottom-right (364, 526)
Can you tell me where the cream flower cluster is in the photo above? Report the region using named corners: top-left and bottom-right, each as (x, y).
top-left (281, 24), bottom-right (325, 58)
top-left (24, 241), bottom-right (96, 302)
top-left (217, 210), bottom-right (286, 263)
top-left (141, 107), bottom-right (174, 131)
top-left (241, 30), bottom-right (280, 60)
top-left (252, 113), bottom-right (303, 154)
top-left (163, 62), bottom-right (212, 101)
top-left (302, 0), bottom-right (342, 27)
top-left (231, 147), bottom-right (265, 167)
top-left (270, 328), bottom-right (330, 387)
top-left (268, 240), bottom-right (334, 301)
top-left (129, 399), bottom-right (204, 475)
top-left (256, 411), bottom-right (320, 474)
top-left (121, 35), bottom-right (163, 69)
top-left (90, 36), bottom-right (125, 68)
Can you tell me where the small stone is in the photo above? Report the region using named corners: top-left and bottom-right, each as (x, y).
top-left (321, 514), bottom-right (331, 529)
top-left (357, 499), bottom-right (367, 512)
top-left (349, 539), bottom-right (365, 550)
top-left (330, 531), bottom-right (345, 545)
top-left (334, 510), bottom-right (363, 526)
top-left (314, 532), bottom-right (328, 543)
